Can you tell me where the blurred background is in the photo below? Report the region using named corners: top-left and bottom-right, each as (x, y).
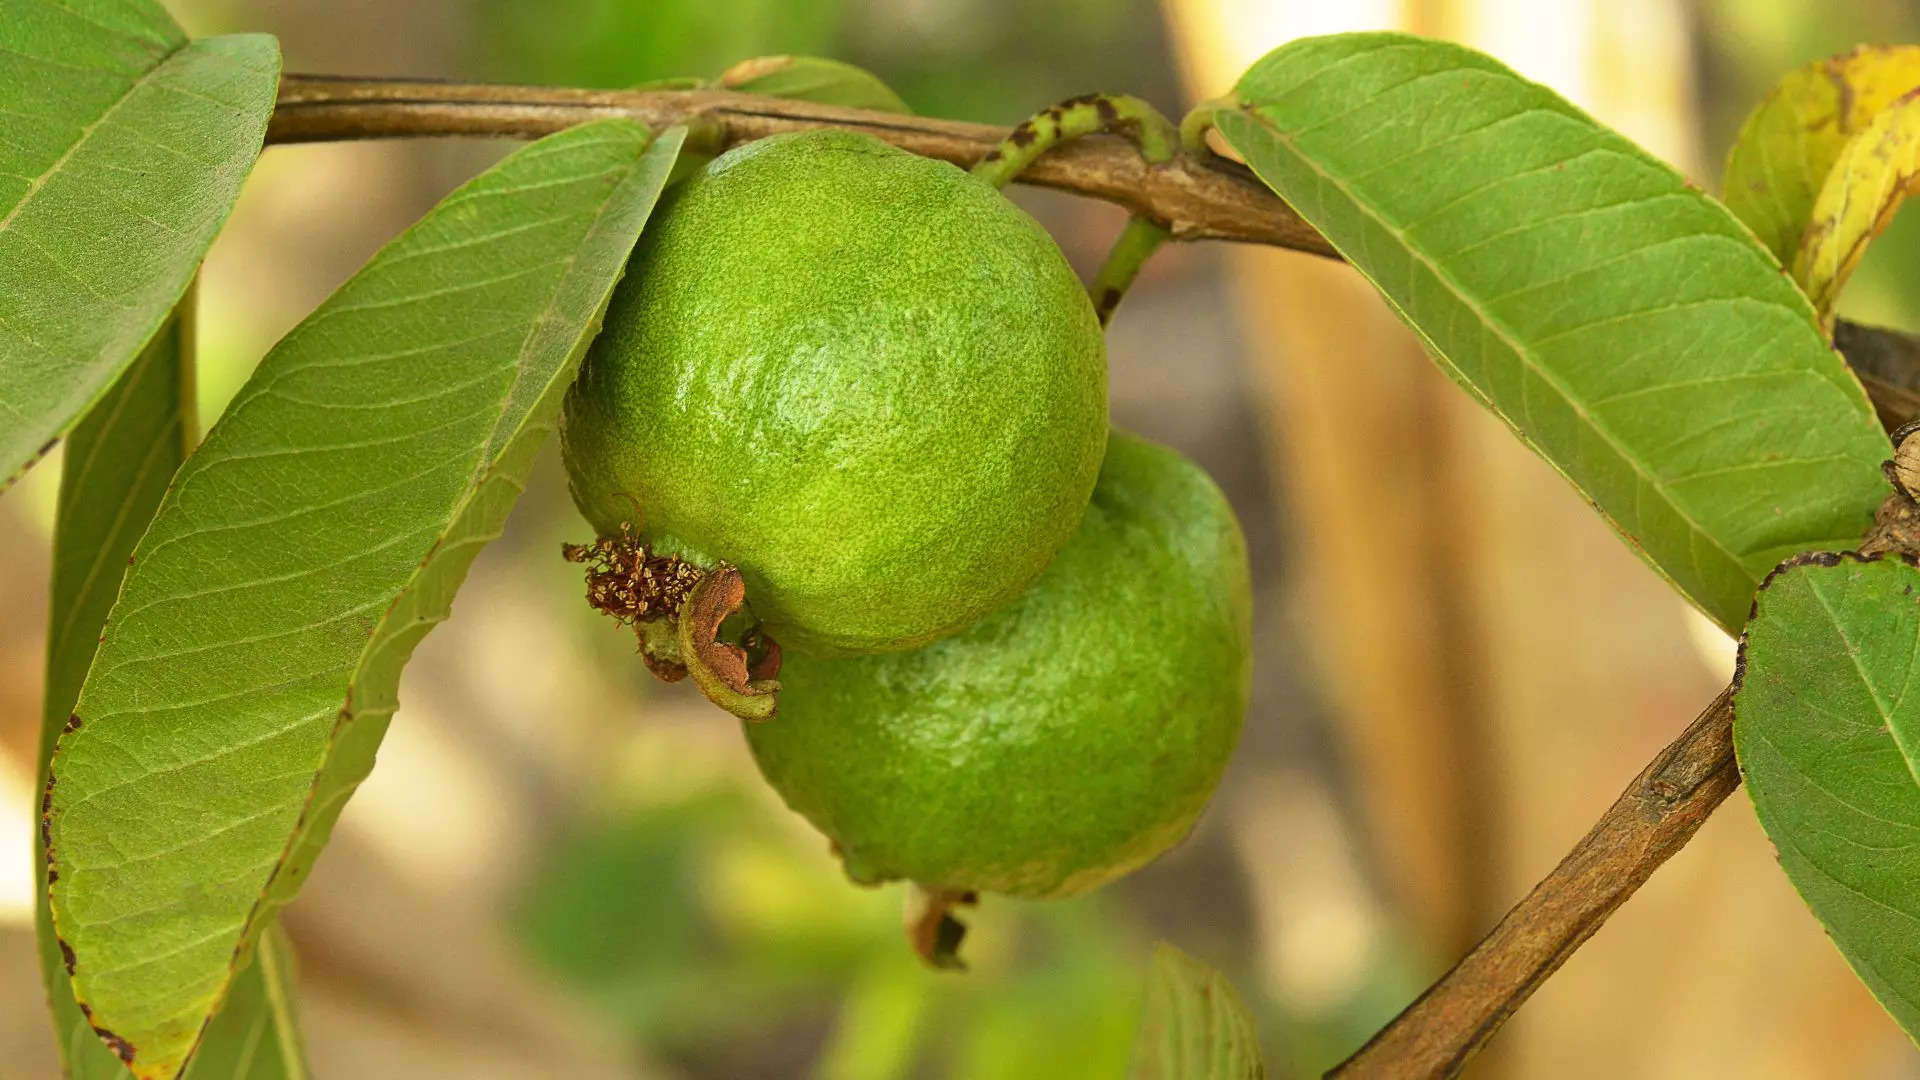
top-left (7, 0), bottom-right (1920, 1076)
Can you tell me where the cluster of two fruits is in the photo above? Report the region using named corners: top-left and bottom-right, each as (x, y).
top-left (560, 129), bottom-right (1252, 961)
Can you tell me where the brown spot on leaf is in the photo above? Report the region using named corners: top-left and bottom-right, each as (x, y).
top-left (64, 714), bottom-right (82, 733)
top-left (59, 938), bottom-right (75, 974)
top-left (1008, 123), bottom-right (1038, 148)
top-left (95, 1026), bottom-right (135, 1065)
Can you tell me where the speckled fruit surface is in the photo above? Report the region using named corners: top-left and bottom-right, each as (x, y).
top-left (745, 431), bottom-right (1252, 899)
top-left (561, 129), bottom-right (1108, 657)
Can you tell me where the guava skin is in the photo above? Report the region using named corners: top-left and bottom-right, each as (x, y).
top-left (744, 431), bottom-right (1252, 900)
top-left (561, 129), bottom-right (1108, 658)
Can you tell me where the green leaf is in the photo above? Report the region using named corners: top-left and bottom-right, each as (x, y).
top-left (1127, 943), bottom-right (1264, 1080)
top-left (717, 54), bottom-right (912, 113)
top-left (44, 118), bottom-right (685, 1080)
top-left (1723, 45), bottom-right (1920, 265)
top-left (38, 303), bottom-right (188, 1080)
top-left (36, 298), bottom-right (311, 1080)
top-left (1214, 33), bottom-right (1890, 634)
top-left (1734, 551), bottom-right (1920, 1044)
top-left (0, 2), bottom-right (279, 489)
top-left (177, 925), bottom-right (307, 1080)
top-left (1794, 90), bottom-right (1920, 328)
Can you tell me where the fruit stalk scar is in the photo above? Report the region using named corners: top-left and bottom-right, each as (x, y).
top-left (904, 884), bottom-right (977, 971)
top-left (971, 93), bottom-right (1179, 324)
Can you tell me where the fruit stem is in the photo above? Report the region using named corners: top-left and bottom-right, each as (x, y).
top-left (970, 92), bottom-right (1179, 189)
top-left (972, 94), bottom-right (1182, 324)
top-left (1089, 215), bottom-right (1172, 326)
top-left (904, 884), bottom-right (976, 971)
top-left (1177, 94), bottom-right (1238, 157)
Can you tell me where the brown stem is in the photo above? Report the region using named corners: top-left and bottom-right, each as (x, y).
top-left (266, 75), bottom-right (1336, 255)
top-left (1330, 353), bottom-right (1920, 1078)
top-left (1327, 691), bottom-right (1738, 1078)
top-left (266, 76), bottom-right (1920, 423)
top-left (264, 75), bottom-right (1920, 1079)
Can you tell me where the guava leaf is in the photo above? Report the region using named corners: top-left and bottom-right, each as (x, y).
top-left (1127, 943), bottom-right (1265, 1080)
top-left (174, 925), bottom-right (306, 1080)
top-left (1723, 45), bottom-right (1920, 265)
top-left (36, 302), bottom-right (311, 1080)
top-left (44, 118), bottom-right (685, 1080)
top-left (1214, 33), bottom-right (1890, 634)
top-left (717, 54), bottom-right (912, 113)
top-left (1733, 551), bottom-right (1920, 1043)
top-left (0, 2), bottom-right (279, 489)
top-left (1794, 90), bottom-right (1920, 327)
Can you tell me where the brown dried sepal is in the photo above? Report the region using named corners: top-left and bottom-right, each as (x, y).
top-left (904, 884), bottom-right (977, 971)
top-left (677, 564), bottom-right (782, 722)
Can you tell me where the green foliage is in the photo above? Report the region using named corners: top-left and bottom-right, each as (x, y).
top-left (0, 1), bottom-right (277, 489)
top-left (173, 925), bottom-right (306, 1080)
top-left (43, 120), bottom-right (683, 1080)
top-left (38, 301), bottom-right (309, 1079)
top-left (1127, 944), bottom-right (1265, 1080)
top-left (718, 55), bottom-right (911, 113)
top-left (1214, 32), bottom-right (1891, 634)
top-left (21, 8), bottom-right (1920, 1073)
top-left (1734, 553), bottom-right (1920, 1044)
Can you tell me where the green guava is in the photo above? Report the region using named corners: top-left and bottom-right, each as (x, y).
top-left (560, 129), bottom-right (1108, 658)
top-left (743, 431), bottom-right (1252, 906)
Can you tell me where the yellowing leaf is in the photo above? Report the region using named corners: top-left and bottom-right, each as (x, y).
top-left (1794, 89), bottom-right (1920, 327)
top-left (1724, 45), bottom-right (1920, 264)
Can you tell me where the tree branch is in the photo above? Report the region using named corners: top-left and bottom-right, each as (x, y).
top-left (1327, 691), bottom-right (1738, 1077)
top-left (266, 75), bottom-right (1337, 255)
top-left (263, 76), bottom-right (1920, 1080)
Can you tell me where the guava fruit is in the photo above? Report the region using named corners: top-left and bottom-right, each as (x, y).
top-left (561, 129), bottom-right (1109, 660)
top-left (743, 431), bottom-right (1252, 919)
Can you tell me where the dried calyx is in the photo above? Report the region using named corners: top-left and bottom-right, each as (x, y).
top-left (564, 531), bottom-right (782, 719)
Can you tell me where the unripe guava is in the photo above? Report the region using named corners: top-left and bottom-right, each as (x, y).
top-left (744, 431), bottom-right (1252, 900)
top-left (561, 129), bottom-right (1108, 657)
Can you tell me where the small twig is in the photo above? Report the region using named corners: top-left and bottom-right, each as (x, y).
top-left (266, 75), bottom-right (1337, 255)
top-left (1330, 347), bottom-right (1920, 1078)
top-left (263, 75), bottom-right (1920, 1080)
top-left (1327, 692), bottom-right (1738, 1077)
